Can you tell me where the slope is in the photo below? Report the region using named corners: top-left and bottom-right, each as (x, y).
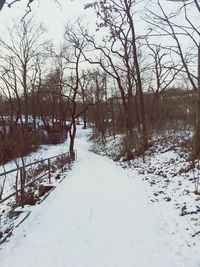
top-left (0, 127), bottom-right (200, 267)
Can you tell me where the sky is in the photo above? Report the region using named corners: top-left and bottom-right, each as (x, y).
top-left (0, 0), bottom-right (96, 45)
top-left (0, 0), bottom-right (154, 44)
top-left (0, 0), bottom-right (198, 47)
top-left (0, 0), bottom-right (199, 86)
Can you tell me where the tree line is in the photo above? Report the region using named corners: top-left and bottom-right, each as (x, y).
top-left (0, 0), bottom-right (199, 163)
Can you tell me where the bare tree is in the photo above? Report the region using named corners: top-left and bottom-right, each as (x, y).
top-left (0, 18), bottom-right (49, 162)
top-left (145, 0), bottom-right (199, 157)
top-left (0, 18), bottom-right (48, 126)
top-left (84, 0), bottom-right (148, 152)
top-left (62, 24), bottom-right (89, 157)
top-left (145, 41), bottom-right (183, 128)
top-left (78, 69), bottom-right (99, 130)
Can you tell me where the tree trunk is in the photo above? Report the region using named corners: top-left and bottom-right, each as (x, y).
top-left (83, 110), bottom-right (87, 129)
top-left (193, 43), bottom-right (200, 158)
top-left (69, 118), bottom-right (76, 159)
top-left (0, 0), bottom-right (6, 11)
top-left (124, 0), bottom-right (148, 151)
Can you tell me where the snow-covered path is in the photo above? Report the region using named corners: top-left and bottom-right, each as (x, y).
top-left (0, 128), bottom-right (200, 267)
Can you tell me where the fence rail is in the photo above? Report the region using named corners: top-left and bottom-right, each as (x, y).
top-left (0, 150), bottom-right (77, 206)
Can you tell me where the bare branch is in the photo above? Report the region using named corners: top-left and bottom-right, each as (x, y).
top-left (21, 0), bottom-right (33, 22)
top-left (7, 0), bottom-right (20, 8)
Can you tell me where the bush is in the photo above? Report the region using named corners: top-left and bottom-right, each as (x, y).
top-left (120, 133), bottom-right (149, 161)
top-left (0, 128), bottom-right (41, 164)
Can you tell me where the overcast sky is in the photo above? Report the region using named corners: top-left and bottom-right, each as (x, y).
top-left (1, 0), bottom-right (198, 45)
top-left (0, 0), bottom-right (95, 44)
top-left (0, 0), bottom-right (198, 76)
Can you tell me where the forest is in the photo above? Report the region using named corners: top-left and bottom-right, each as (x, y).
top-left (0, 0), bottom-right (199, 164)
top-left (0, 1), bottom-right (200, 265)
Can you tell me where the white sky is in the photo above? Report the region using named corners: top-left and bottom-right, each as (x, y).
top-left (0, 0), bottom-right (199, 84)
top-left (0, 0), bottom-right (96, 44)
top-left (0, 0), bottom-right (198, 47)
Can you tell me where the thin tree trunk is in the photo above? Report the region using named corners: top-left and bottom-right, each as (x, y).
top-left (193, 43), bottom-right (200, 158)
top-left (69, 120), bottom-right (76, 159)
top-left (83, 110), bottom-right (87, 129)
top-left (124, 0), bottom-right (148, 151)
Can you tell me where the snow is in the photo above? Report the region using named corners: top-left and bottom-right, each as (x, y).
top-left (0, 134), bottom-right (69, 204)
top-left (0, 126), bottom-right (200, 266)
top-left (0, 140), bottom-right (68, 174)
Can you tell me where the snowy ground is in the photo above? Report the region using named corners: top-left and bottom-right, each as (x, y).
top-left (0, 138), bottom-right (68, 174)
top-left (0, 134), bottom-right (72, 238)
top-left (91, 132), bottom-right (200, 237)
top-left (0, 126), bottom-right (200, 266)
top-left (0, 134), bottom-right (69, 200)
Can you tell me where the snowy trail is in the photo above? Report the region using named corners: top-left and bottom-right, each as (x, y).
top-left (0, 128), bottom-right (200, 267)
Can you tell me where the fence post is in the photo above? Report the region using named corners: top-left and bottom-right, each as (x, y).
top-left (61, 158), bottom-right (63, 173)
top-left (20, 167), bottom-right (25, 208)
top-left (48, 159), bottom-right (51, 184)
top-left (61, 155), bottom-right (64, 173)
top-left (15, 170), bottom-right (19, 201)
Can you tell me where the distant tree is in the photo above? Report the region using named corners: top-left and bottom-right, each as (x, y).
top-left (145, 42), bottom-right (183, 128)
top-left (0, 18), bottom-right (48, 126)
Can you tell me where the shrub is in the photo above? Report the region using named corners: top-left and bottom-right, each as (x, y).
top-left (0, 128), bottom-right (41, 164)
